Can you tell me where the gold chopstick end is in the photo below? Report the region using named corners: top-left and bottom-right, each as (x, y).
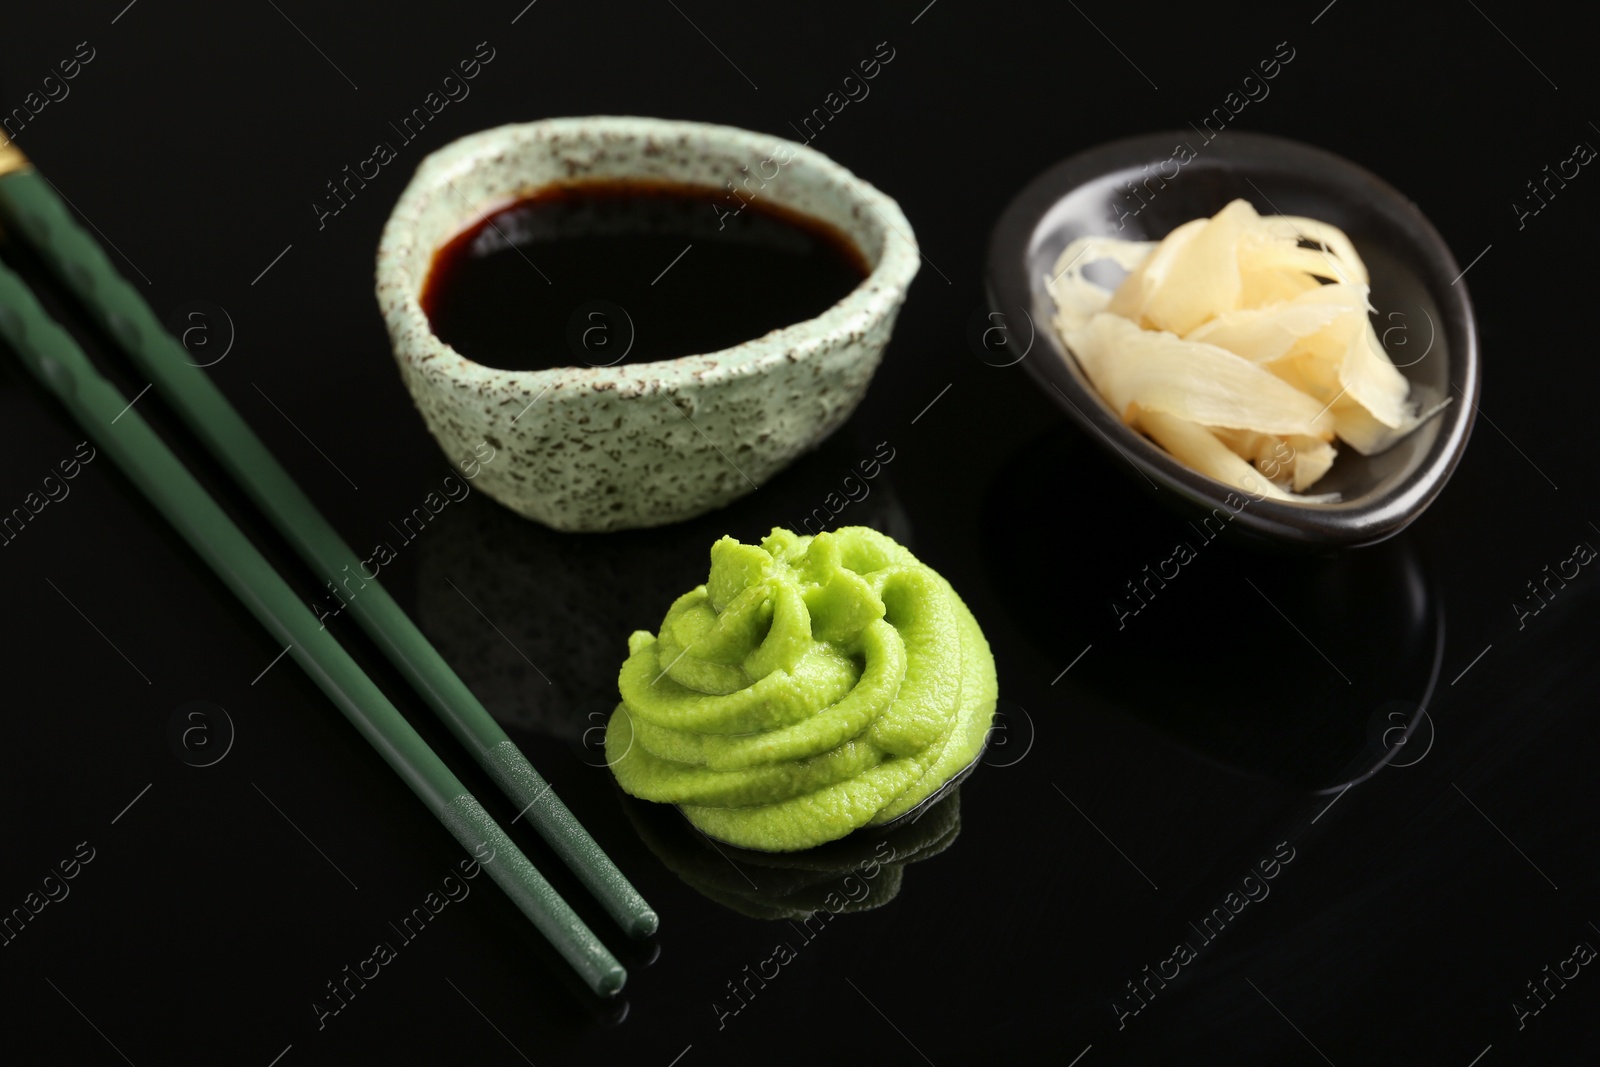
top-left (0, 137), bottom-right (33, 179)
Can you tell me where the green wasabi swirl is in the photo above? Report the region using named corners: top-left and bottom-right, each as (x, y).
top-left (606, 526), bottom-right (997, 852)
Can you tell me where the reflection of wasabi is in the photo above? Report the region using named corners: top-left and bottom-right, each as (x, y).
top-left (622, 787), bottom-right (961, 921)
top-left (606, 526), bottom-right (997, 851)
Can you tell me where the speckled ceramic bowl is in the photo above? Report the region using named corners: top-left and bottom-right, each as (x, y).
top-left (377, 116), bottom-right (919, 532)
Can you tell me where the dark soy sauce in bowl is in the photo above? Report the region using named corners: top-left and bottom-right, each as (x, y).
top-left (420, 180), bottom-right (870, 372)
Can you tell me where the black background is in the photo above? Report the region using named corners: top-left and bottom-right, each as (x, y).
top-left (3, 2), bottom-right (1599, 1064)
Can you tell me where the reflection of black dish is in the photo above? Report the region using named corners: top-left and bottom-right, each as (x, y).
top-left (983, 421), bottom-right (1443, 793)
top-left (1093, 578), bottom-right (1600, 1064)
top-left (620, 787), bottom-right (962, 920)
top-left (413, 430), bottom-right (912, 740)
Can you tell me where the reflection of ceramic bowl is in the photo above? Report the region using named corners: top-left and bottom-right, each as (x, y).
top-left (377, 116), bottom-right (920, 532)
top-left (412, 429), bottom-right (912, 739)
top-left (621, 788), bottom-right (963, 920)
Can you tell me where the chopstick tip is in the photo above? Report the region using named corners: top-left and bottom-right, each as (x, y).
top-left (598, 964), bottom-right (628, 997)
top-left (630, 909), bottom-right (660, 939)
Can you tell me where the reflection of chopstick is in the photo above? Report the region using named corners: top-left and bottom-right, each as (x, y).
top-left (0, 149), bottom-right (654, 941)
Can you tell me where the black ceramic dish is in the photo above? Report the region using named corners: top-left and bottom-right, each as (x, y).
top-left (986, 130), bottom-right (1480, 550)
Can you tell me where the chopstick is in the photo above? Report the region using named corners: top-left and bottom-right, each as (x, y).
top-left (0, 149), bottom-right (656, 940)
top-left (0, 213), bottom-right (627, 1004)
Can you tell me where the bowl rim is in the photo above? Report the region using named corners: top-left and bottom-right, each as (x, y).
top-left (376, 115), bottom-right (920, 400)
top-left (985, 129), bottom-right (1481, 549)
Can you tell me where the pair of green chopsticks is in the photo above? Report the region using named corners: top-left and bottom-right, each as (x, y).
top-left (0, 140), bottom-right (654, 995)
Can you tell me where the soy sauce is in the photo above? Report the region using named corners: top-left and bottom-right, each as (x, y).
top-left (420, 180), bottom-right (870, 371)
